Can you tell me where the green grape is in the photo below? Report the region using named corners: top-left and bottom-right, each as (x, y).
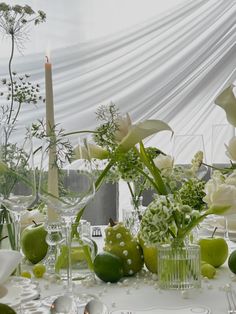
top-left (32, 263), bottom-right (46, 278)
top-left (21, 271), bottom-right (32, 279)
top-left (201, 263), bottom-right (216, 279)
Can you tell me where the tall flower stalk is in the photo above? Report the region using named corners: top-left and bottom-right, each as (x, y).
top-left (0, 3), bottom-right (46, 248)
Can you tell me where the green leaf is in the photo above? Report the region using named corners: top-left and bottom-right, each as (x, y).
top-left (215, 85), bottom-right (236, 127)
top-left (119, 120), bottom-right (173, 151)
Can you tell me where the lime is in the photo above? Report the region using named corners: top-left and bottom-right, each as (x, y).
top-left (0, 303), bottom-right (16, 314)
top-left (201, 263), bottom-right (216, 279)
top-left (228, 250), bottom-right (236, 274)
top-left (93, 251), bottom-right (124, 283)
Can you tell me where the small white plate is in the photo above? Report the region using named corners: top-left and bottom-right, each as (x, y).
top-left (0, 276), bottom-right (40, 309)
top-left (111, 305), bottom-right (211, 314)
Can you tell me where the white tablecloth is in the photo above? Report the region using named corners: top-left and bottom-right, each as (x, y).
top-left (34, 226), bottom-right (236, 314)
top-left (3, 226), bottom-right (236, 314)
top-left (36, 264), bottom-right (234, 314)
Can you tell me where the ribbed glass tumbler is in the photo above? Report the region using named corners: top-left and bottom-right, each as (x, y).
top-left (158, 241), bottom-right (201, 290)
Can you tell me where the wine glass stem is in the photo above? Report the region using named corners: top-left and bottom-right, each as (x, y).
top-left (64, 220), bottom-right (73, 294)
top-left (14, 213), bottom-right (22, 276)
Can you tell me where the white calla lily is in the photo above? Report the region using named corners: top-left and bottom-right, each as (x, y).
top-left (73, 143), bottom-right (109, 160)
top-left (215, 84), bottom-right (236, 127)
top-left (114, 113), bottom-right (132, 142)
top-left (204, 176), bottom-right (236, 216)
top-left (118, 119), bottom-right (173, 151)
top-left (153, 154), bottom-right (174, 170)
top-left (225, 136), bottom-right (236, 161)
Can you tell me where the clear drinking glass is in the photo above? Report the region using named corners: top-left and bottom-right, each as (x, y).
top-left (211, 123), bottom-right (234, 166)
top-left (39, 135), bottom-right (96, 308)
top-left (0, 124), bottom-right (36, 273)
top-left (172, 134), bottom-right (208, 179)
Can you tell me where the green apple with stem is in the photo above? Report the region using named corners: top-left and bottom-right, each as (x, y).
top-left (198, 227), bottom-right (228, 268)
top-left (21, 220), bottom-right (48, 264)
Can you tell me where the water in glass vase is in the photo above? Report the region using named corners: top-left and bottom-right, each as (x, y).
top-left (56, 220), bottom-right (95, 281)
top-left (158, 240), bottom-right (201, 290)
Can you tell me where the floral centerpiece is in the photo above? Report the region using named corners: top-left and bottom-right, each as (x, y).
top-left (72, 102), bottom-right (236, 289)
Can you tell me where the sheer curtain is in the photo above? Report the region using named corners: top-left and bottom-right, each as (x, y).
top-left (0, 0), bottom-right (236, 162)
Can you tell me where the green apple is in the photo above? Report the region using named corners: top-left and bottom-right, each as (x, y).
top-left (198, 237), bottom-right (228, 268)
top-left (21, 223), bottom-right (48, 264)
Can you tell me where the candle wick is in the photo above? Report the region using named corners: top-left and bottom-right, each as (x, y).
top-left (45, 55), bottom-right (49, 63)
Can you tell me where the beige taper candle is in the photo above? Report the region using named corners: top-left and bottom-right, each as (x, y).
top-left (45, 56), bottom-right (60, 222)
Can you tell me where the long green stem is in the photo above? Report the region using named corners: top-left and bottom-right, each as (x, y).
top-left (7, 34), bottom-right (15, 127)
top-left (74, 160), bottom-right (114, 230)
top-left (138, 141), bottom-right (168, 195)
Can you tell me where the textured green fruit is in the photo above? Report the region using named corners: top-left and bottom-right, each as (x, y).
top-left (0, 303), bottom-right (16, 314)
top-left (228, 250), bottom-right (236, 274)
top-left (104, 222), bottom-right (144, 276)
top-left (93, 251), bottom-right (124, 283)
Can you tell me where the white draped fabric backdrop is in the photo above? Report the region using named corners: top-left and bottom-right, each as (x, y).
top-left (1, 0), bottom-right (236, 162)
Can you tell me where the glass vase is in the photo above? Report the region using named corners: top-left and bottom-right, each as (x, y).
top-left (122, 196), bottom-right (146, 236)
top-left (56, 220), bottom-right (95, 281)
top-left (157, 239), bottom-right (201, 290)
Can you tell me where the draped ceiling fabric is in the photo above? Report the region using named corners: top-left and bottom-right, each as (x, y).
top-left (0, 0), bottom-right (236, 163)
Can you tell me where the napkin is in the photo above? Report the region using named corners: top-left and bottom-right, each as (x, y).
top-left (0, 249), bottom-right (22, 285)
top-left (111, 306), bottom-right (211, 314)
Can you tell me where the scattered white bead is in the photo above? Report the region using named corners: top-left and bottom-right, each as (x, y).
top-left (44, 283), bottom-right (49, 290)
top-left (127, 259), bottom-right (132, 265)
top-left (120, 242), bottom-right (125, 247)
top-left (203, 277), bottom-right (209, 283)
top-left (123, 250), bottom-right (128, 256)
top-left (136, 246), bottom-right (139, 249)
top-left (116, 233), bottom-right (122, 239)
top-left (48, 275), bottom-right (57, 283)
top-left (154, 283), bottom-right (159, 289)
top-left (230, 274), bottom-right (236, 281)
top-left (181, 290), bottom-right (189, 299)
top-left (109, 240), bottom-right (113, 244)
top-left (107, 232), bottom-right (111, 236)
top-left (117, 282), bottom-right (123, 287)
top-left (152, 274), bottom-right (158, 281)
top-left (128, 270), bottom-right (134, 275)
top-left (63, 283), bottom-right (67, 289)
top-left (106, 282), bottom-right (111, 286)
top-left (123, 279), bottom-right (129, 286)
